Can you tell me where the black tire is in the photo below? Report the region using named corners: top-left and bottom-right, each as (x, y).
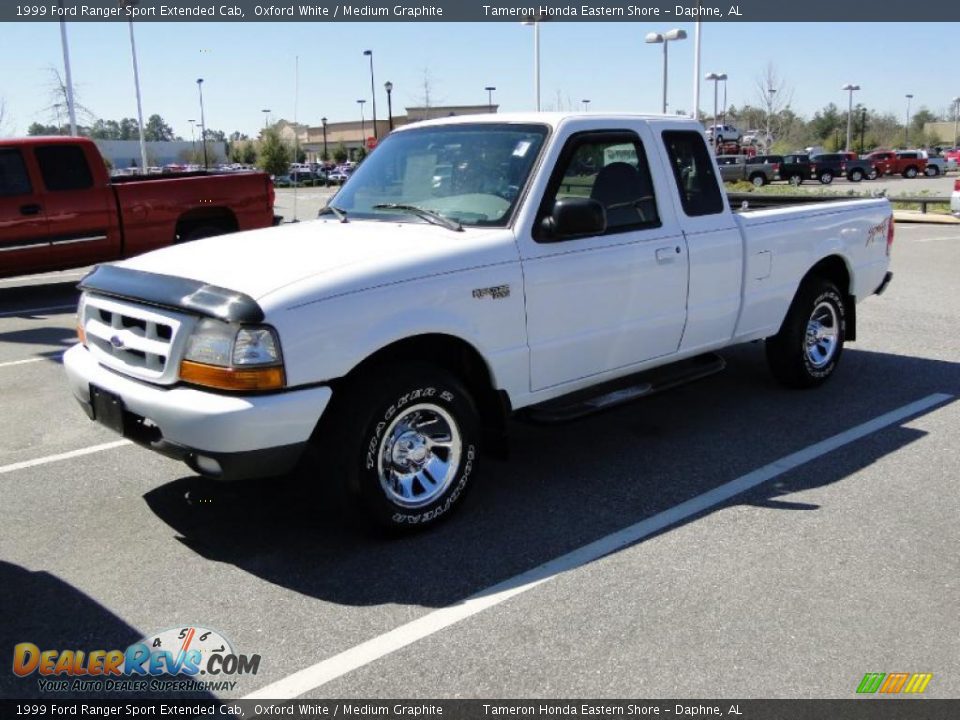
top-left (818, 171), bottom-right (834, 185)
top-left (925, 166), bottom-right (939, 177)
top-left (320, 365), bottom-right (480, 531)
top-left (750, 173), bottom-right (767, 187)
top-left (788, 174), bottom-right (803, 186)
top-left (848, 168), bottom-right (864, 182)
top-left (766, 278), bottom-right (846, 389)
top-left (903, 166), bottom-right (918, 179)
top-left (867, 168), bottom-right (879, 180)
top-left (179, 225), bottom-right (225, 243)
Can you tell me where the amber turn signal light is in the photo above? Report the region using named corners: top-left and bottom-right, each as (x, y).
top-left (179, 360), bottom-right (285, 392)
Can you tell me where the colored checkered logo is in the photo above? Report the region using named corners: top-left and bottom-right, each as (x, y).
top-left (857, 672), bottom-right (933, 694)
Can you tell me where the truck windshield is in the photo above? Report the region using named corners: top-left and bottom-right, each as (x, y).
top-left (331, 123), bottom-right (549, 228)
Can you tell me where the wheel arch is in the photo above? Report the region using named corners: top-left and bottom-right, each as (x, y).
top-left (333, 333), bottom-right (512, 458)
top-left (175, 207), bottom-right (239, 241)
top-left (800, 254), bottom-right (856, 341)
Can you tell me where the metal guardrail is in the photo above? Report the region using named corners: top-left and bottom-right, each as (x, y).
top-left (728, 193), bottom-right (952, 214)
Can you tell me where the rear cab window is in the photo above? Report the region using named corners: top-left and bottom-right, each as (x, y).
top-left (0, 148), bottom-right (32, 197)
top-left (661, 131), bottom-right (724, 217)
top-left (34, 145), bottom-right (93, 191)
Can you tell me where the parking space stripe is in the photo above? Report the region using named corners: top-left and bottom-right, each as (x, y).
top-left (0, 440), bottom-right (131, 476)
top-left (243, 392), bottom-right (952, 700)
top-left (0, 304), bottom-right (76, 318)
top-left (0, 358), bottom-right (46, 369)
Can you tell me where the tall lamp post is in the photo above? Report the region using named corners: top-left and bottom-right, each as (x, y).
top-left (57, 1), bottom-right (77, 135)
top-left (484, 85), bottom-right (496, 113)
top-left (320, 117), bottom-right (328, 161)
top-left (904, 93), bottom-right (913, 146)
top-left (705, 72), bottom-right (726, 149)
top-left (953, 97), bottom-right (960, 148)
top-left (261, 109), bottom-right (271, 130)
top-left (119, 0), bottom-right (148, 173)
top-left (362, 50), bottom-right (378, 140)
top-left (645, 29), bottom-right (687, 115)
top-left (582, 99), bottom-right (590, 111)
top-left (765, 86), bottom-right (777, 140)
top-left (720, 74), bottom-right (728, 127)
top-left (384, 82), bottom-right (394, 131)
top-left (187, 119), bottom-right (196, 156)
top-left (196, 78), bottom-right (208, 169)
top-left (842, 83), bottom-right (860, 151)
top-left (521, 18), bottom-right (542, 111)
top-left (357, 99), bottom-right (366, 158)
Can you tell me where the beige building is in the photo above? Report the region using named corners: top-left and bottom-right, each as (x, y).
top-left (922, 121), bottom-right (959, 145)
top-left (275, 104), bottom-right (499, 161)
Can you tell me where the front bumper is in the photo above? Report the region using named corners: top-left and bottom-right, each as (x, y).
top-left (63, 344), bottom-right (331, 481)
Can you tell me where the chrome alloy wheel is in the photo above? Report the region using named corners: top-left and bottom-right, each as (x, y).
top-left (376, 403), bottom-right (462, 509)
top-left (805, 301), bottom-right (840, 368)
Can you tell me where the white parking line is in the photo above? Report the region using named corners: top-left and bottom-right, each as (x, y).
top-left (244, 391), bottom-right (952, 700)
top-left (0, 440), bottom-right (131, 476)
top-left (0, 304), bottom-right (76, 318)
top-left (0, 358), bottom-right (45, 369)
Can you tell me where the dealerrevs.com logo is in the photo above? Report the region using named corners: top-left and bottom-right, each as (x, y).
top-left (13, 626), bottom-right (260, 693)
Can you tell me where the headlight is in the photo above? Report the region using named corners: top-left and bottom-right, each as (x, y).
top-left (180, 320), bottom-right (284, 392)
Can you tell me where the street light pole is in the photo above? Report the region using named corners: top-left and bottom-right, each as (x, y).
top-left (692, 21), bottom-right (701, 120)
top-left (904, 93), bottom-right (913, 146)
top-left (384, 82), bottom-right (394, 131)
top-left (645, 29), bottom-right (687, 115)
top-left (521, 19), bottom-right (542, 111)
top-left (362, 50), bottom-right (378, 140)
top-left (57, 1), bottom-right (77, 136)
top-left (705, 72), bottom-right (726, 150)
top-left (320, 117), bottom-right (328, 161)
top-left (721, 75), bottom-right (727, 127)
top-left (582, 99), bottom-right (590, 112)
top-left (842, 83), bottom-right (860, 151)
top-left (485, 86), bottom-right (496, 113)
top-left (187, 119), bottom-right (196, 157)
top-left (953, 97), bottom-right (960, 148)
top-left (196, 78), bottom-right (208, 170)
top-left (119, 0), bottom-right (148, 173)
top-left (357, 99), bottom-right (366, 158)
top-left (860, 107), bottom-right (867, 154)
top-left (262, 109), bottom-right (271, 130)
top-left (765, 87), bottom-right (776, 139)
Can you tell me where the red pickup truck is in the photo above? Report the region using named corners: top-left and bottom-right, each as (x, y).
top-left (865, 149), bottom-right (927, 179)
top-left (1, 136), bottom-right (277, 278)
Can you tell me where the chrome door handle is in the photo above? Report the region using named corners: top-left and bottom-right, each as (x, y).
top-left (656, 246), bottom-right (680, 263)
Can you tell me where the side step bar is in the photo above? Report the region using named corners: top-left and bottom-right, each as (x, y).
top-left (523, 353), bottom-right (726, 423)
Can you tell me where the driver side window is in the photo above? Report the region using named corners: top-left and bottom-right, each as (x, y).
top-left (536, 131), bottom-right (661, 242)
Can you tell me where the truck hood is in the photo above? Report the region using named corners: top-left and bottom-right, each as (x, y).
top-left (117, 218), bottom-right (519, 306)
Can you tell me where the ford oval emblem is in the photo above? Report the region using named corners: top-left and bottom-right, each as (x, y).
top-left (110, 335), bottom-right (125, 349)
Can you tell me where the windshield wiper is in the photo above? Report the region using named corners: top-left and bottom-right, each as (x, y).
top-left (372, 203), bottom-right (463, 232)
top-left (318, 204), bottom-right (348, 222)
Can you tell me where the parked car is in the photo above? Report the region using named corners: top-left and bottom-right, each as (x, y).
top-left (920, 150), bottom-right (947, 177)
top-left (742, 129), bottom-right (772, 147)
top-left (0, 136), bottom-right (278, 279)
top-left (809, 153), bottom-right (875, 184)
top-left (778, 153), bottom-right (814, 185)
top-left (865, 150), bottom-right (927, 179)
top-left (715, 154), bottom-right (777, 186)
top-left (705, 124), bottom-right (742, 144)
top-left (64, 113), bottom-right (893, 531)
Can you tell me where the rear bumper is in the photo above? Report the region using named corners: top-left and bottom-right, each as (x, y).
top-left (63, 344), bottom-right (331, 481)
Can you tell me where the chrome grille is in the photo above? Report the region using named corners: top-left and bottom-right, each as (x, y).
top-left (82, 294), bottom-right (195, 384)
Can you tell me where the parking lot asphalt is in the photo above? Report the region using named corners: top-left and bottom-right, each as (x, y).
top-left (1, 223), bottom-right (958, 700)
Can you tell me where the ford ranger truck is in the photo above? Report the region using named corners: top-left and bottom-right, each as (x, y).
top-left (63, 114), bottom-right (894, 530)
top-left (0, 136), bottom-right (277, 278)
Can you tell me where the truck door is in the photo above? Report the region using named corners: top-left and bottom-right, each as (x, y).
top-left (520, 128), bottom-right (689, 391)
top-left (659, 129), bottom-right (744, 353)
top-left (0, 146), bottom-right (50, 277)
top-left (31, 143), bottom-right (117, 269)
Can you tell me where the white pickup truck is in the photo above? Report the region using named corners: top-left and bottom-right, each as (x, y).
top-left (64, 113), bottom-right (894, 530)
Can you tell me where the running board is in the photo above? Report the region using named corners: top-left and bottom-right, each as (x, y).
top-left (523, 353), bottom-right (726, 423)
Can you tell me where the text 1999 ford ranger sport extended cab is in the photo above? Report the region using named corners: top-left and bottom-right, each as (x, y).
top-left (64, 114), bottom-right (894, 529)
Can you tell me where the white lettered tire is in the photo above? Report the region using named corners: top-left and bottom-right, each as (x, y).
top-left (766, 278), bottom-right (846, 388)
top-left (328, 365), bottom-right (480, 531)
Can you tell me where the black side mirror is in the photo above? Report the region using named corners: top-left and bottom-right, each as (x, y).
top-left (540, 197), bottom-right (606, 240)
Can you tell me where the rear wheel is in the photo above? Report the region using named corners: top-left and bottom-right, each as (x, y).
top-left (788, 174), bottom-right (803, 186)
top-left (849, 168), bottom-right (864, 182)
top-left (903, 166), bottom-right (918, 179)
top-left (750, 173), bottom-right (767, 187)
top-left (867, 168), bottom-right (879, 180)
top-left (925, 166), bottom-right (939, 177)
top-left (818, 171), bottom-right (834, 185)
top-left (766, 278), bottom-right (846, 388)
top-left (317, 365), bottom-right (480, 531)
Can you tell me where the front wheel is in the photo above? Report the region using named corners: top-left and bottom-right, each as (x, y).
top-left (867, 168), bottom-right (879, 180)
top-left (925, 166), bottom-right (939, 177)
top-left (903, 166), bottom-right (918, 179)
top-left (766, 279), bottom-right (846, 388)
top-left (849, 169), bottom-right (864, 182)
top-left (750, 173), bottom-right (767, 187)
top-left (321, 365), bottom-right (480, 531)
top-left (819, 171), bottom-right (834, 185)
